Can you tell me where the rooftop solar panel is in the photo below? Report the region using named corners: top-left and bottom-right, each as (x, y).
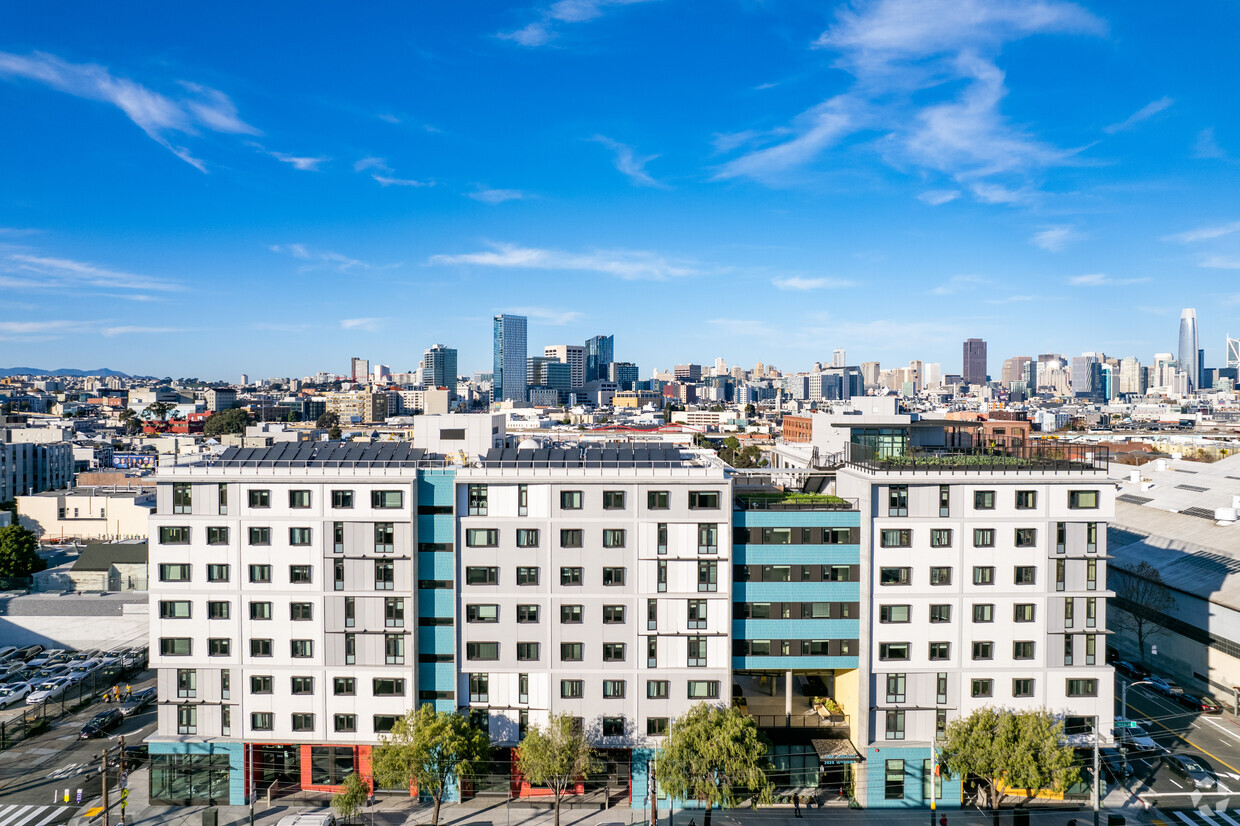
top-left (1116, 494), bottom-right (1153, 505)
top-left (1175, 484), bottom-right (1210, 493)
top-left (1180, 506), bottom-right (1220, 520)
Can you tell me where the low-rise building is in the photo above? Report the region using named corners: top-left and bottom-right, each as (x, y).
top-left (17, 487), bottom-right (155, 540)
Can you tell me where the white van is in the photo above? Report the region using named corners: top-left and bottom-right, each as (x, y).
top-left (274, 814), bottom-right (336, 826)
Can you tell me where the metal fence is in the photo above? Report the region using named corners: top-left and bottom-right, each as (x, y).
top-left (0, 656), bottom-right (148, 750)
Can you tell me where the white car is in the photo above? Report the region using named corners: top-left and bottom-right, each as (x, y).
top-left (0, 682), bottom-right (33, 707)
top-left (1113, 717), bottom-right (1160, 751)
top-left (26, 677), bottom-right (72, 704)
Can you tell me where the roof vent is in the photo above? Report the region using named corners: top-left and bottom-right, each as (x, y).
top-left (1215, 507), bottom-right (1238, 524)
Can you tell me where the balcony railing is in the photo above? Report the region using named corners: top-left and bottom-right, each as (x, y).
top-left (844, 441), bottom-right (1109, 474)
top-left (747, 713), bottom-right (850, 729)
top-left (734, 495), bottom-right (858, 512)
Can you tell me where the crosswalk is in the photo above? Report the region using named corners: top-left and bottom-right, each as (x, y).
top-left (1163, 808), bottom-right (1240, 825)
top-left (0, 805), bottom-right (66, 826)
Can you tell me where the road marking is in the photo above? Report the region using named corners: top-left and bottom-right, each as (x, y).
top-left (1170, 778), bottom-right (1185, 788)
top-left (1219, 781), bottom-right (1233, 794)
top-left (1174, 812), bottom-right (1201, 824)
top-left (5, 806), bottom-right (51, 826)
top-left (1131, 701), bottom-right (1240, 776)
top-left (31, 808), bottom-right (61, 826)
top-left (1205, 718), bottom-right (1240, 746)
top-left (1211, 810), bottom-right (1240, 826)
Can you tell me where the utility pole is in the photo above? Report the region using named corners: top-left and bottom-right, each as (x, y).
top-left (929, 742), bottom-right (937, 825)
top-left (1092, 715), bottom-right (1100, 826)
top-left (101, 745), bottom-right (110, 826)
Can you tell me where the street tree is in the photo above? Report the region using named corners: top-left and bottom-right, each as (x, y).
top-left (516, 712), bottom-right (601, 826)
top-left (939, 707), bottom-right (1078, 809)
top-left (371, 704), bottom-right (490, 826)
top-left (202, 407), bottom-right (251, 437)
top-left (0, 524), bottom-right (46, 578)
top-left (328, 425), bottom-right (343, 441)
top-left (317, 411), bottom-right (340, 429)
top-left (1110, 560), bottom-right (1177, 659)
top-left (657, 703), bottom-right (772, 826)
top-left (143, 401), bottom-right (175, 420)
top-left (331, 771), bottom-right (368, 824)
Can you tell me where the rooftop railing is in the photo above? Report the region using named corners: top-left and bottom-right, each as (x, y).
top-left (844, 441), bottom-right (1109, 474)
top-left (734, 494), bottom-right (858, 512)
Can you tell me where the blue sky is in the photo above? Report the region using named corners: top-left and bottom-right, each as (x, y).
top-left (2, 0), bottom-right (1239, 381)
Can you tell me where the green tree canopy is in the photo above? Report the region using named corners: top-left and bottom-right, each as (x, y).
top-left (331, 772), bottom-right (368, 824)
top-left (0, 524), bottom-right (46, 578)
top-left (143, 401), bottom-right (175, 420)
top-left (939, 707), bottom-right (1078, 809)
top-left (371, 705), bottom-right (490, 826)
top-left (317, 411), bottom-right (340, 429)
top-left (202, 407), bottom-right (251, 437)
top-left (657, 703), bottom-right (771, 826)
top-left (328, 425), bottom-right (343, 441)
top-left (516, 712), bottom-right (601, 826)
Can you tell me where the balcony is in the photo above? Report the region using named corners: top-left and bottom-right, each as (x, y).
top-left (844, 441), bottom-right (1109, 475)
top-left (732, 674), bottom-right (849, 729)
top-left (734, 492), bottom-right (858, 512)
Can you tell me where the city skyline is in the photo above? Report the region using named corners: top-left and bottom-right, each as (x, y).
top-left (2, 2), bottom-right (1239, 377)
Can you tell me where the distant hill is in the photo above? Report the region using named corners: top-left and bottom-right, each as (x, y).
top-left (0, 367), bottom-right (134, 378)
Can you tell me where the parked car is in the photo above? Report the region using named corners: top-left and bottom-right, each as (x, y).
top-left (80, 709), bottom-right (124, 739)
top-left (1113, 717), bottom-right (1159, 752)
top-left (0, 681), bottom-right (34, 708)
top-left (119, 687), bottom-right (157, 717)
top-left (26, 677), bottom-right (72, 704)
top-left (1148, 676), bottom-right (1185, 696)
top-left (0, 646), bottom-right (18, 663)
top-left (1100, 748), bottom-right (1133, 783)
top-left (1113, 660), bottom-right (1149, 680)
top-left (1176, 693), bottom-right (1225, 714)
top-left (1165, 753), bottom-right (1217, 790)
top-left (14, 645), bottom-right (44, 662)
top-left (274, 813), bottom-right (336, 826)
top-left (1105, 645), bottom-right (1120, 664)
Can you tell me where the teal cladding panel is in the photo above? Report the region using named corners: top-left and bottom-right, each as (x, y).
top-left (148, 740), bottom-right (247, 805)
top-left (732, 656), bottom-right (857, 669)
top-left (733, 583), bottom-right (860, 601)
top-left (418, 514), bottom-right (455, 541)
top-left (419, 626), bottom-right (454, 652)
top-left (863, 746), bottom-right (961, 809)
top-left (733, 619), bottom-right (859, 638)
top-left (734, 510), bottom-right (860, 528)
top-left (418, 662), bottom-right (455, 690)
top-left (734, 546), bottom-right (860, 565)
top-left (417, 471), bottom-right (457, 504)
top-left (418, 551), bottom-right (455, 579)
top-left (418, 588), bottom-right (455, 617)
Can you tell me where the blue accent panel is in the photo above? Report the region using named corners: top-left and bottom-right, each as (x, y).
top-left (732, 656), bottom-right (857, 670)
top-left (733, 546), bottom-right (860, 565)
top-left (418, 514), bottom-right (455, 540)
top-left (419, 625), bottom-right (455, 652)
top-left (864, 746), bottom-right (961, 809)
top-left (733, 619), bottom-right (860, 638)
top-left (631, 747), bottom-right (655, 809)
top-left (734, 511), bottom-right (860, 528)
top-left (733, 583), bottom-right (860, 601)
top-left (418, 551), bottom-right (455, 579)
top-left (419, 662), bottom-right (455, 690)
top-left (149, 740), bottom-right (247, 805)
top-left (418, 588), bottom-right (455, 617)
top-left (417, 470), bottom-right (457, 504)
top-left (432, 699), bottom-right (456, 714)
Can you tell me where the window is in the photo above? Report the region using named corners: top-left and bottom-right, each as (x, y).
top-left (172, 482), bottom-right (192, 514)
top-left (218, 483), bottom-right (228, 515)
top-left (249, 602), bottom-right (272, 620)
top-left (1014, 566), bottom-right (1037, 585)
top-left (885, 709), bottom-right (906, 740)
top-left (467, 604), bottom-right (499, 623)
top-left (331, 490), bottom-right (354, 509)
top-left (603, 529), bottom-right (626, 548)
top-left (509, 527), bottom-right (540, 548)
top-left (1056, 559), bottom-right (1066, 592)
top-left (560, 490), bottom-right (582, 510)
top-left (251, 675), bottom-right (273, 694)
top-left (603, 605), bottom-right (626, 624)
top-left (468, 484), bottom-right (488, 516)
top-left (207, 564), bottom-right (229, 582)
top-left (881, 529), bottom-right (911, 547)
top-left (248, 489), bottom-right (270, 508)
top-left (971, 641), bottom-right (993, 660)
top-left (465, 528), bottom-right (498, 548)
top-left (1015, 490), bottom-right (1037, 509)
top-left (1015, 528), bottom-right (1037, 548)
top-left (374, 560), bottom-right (395, 590)
top-left (885, 760), bottom-right (905, 800)
top-left (332, 522), bottom-right (344, 554)
top-left (289, 565), bottom-right (312, 584)
top-left (972, 566), bottom-right (994, 585)
top-left (1086, 559), bottom-right (1097, 591)
top-left (647, 718), bottom-right (669, 736)
top-left (698, 560), bottom-right (717, 592)
top-left (658, 559), bottom-right (667, 592)
top-left (345, 633), bottom-right (356, 665)
top-left (685, 600), bottom-right (707, 629)
top-left (696, 523), bottom-right (719, 554)
top-left (290, 639), bottom-right (313, 658)
top-left (879, 605), bottom-right (911, 623)
top-left (561, 680), bottom-right (584, 698)
top-left (602, 567), bottom-right (626, 586)
top-left (648, 490), bottom-right (669, 509)
top-left (248, 527), bottom-right (270, 546)
top-left (291, 676), bottom-right (314, 695)
top-left (385, 597), bottom-right (405, 627)
top-left (335, 714), bottom-right (357, 733)
top-left (1013, 603), bottom-right (1035, 622)
top-left (552, 529), bottom-right (583, 552)
top-left (936, 709), bottom-right (948, 739)
top-left (929, 642), bottom-right (950, 660)
top-left (560, 604), bottom-right (583, 623)
top-left (207, 526), bottom-right (228, 545)
top-left (929, 567), bottom-right (952, 586)
top-left (656, 522), bottom-right (668, 555)
top-left (159, 563), bottom-right (191, 582)
top-left (972, 604), bottom-right (994, 622)
top-left (250, 638), bottom-right (272, 657)
top-left (689, 490), bottom-right (720, 509)
top-left (1069, 490), bottom-right (1099, 509)
top-left (687, 636), bottom-right (707, 667)
top-left (879, 642), bottom-right (910, 661)
top-left (929, 604), bottom-right (951, 623)
top-left (930, 529), bottom-right (952, 548)
top-left (971, 679), bottom-right (993, 698)
top-left (885, 673), bottom-right (906, 703)
top-left (333, 559), bottom-right (345, 592)
top-left (648, 599), bottom-right (658, 630)
top-left (372, 490), bottom-right (403, 509)
top-left (1085, 634), bottom-right (1097, 665)
top-left (1064, 598), bottom-right (1075, 628)
top-left (334, 677), bottom-right (355, 696)
top-left (972, 528), bottom-right (994, 548)
top-left (466, 566), bottom-right (498, 585)
top-left (599, 717), bottom-right (624, 737)
top-left (1063, 636), bottom-right (1074, 666)
top-left (974, 490), bottom-right (995, 510)
top-left (289, 602), bottom-right (312, 621)
top-left (469, 674), bottom-right (488, 703)
top-left (159, 526), bottom-right (190, 545)
top-left (1013, 641), bottom-right (1035, 660)
top-left (647, 680), bottom-right (669, 699)
top-left (289, 490), bottom-right (310, 509)
top-left (176, 668), bottom-right (197, 698)
top-left (517, 642), bottom-right (540, 661)
top-left (250, 712), bottom-right (273, 731)
top-left (372, 677), bottom-right (407, 697)
top-left (176, 705), bottom-right (197, 735)
top-left (560, 567), bottom-right (583, 586)
top-left (1013, 678), bottom-right (1034, 698)
top-left (207, 601), bottom-right (230, 620)
top-left (939, 484), bottom-right (951, 517)
top-left (560, 642), bottom-right (583, 662)
top-left (687, 680), bottom-right (720, 699)
top-left (647, 637), bottom-right (658, 668)
top-left (1066, 679), bottom-right (1098, 697)
top-left (880, 567), bottom-right (910, 585)
top-left (381, 633), bottom-right (404, 665)
top-left (466, 642), bottom-right (499, 661)
top-left (248, 565), bottom-right (272, 584)
top-left (1057, 521), bottom-right (1067, 554)
top-left (1085, 597), bottom-right (1096, 628)
top-left (603, 643), bottom-right (626, 662)
top-left (516, 566), bottom-right (540, 586)
top-left (518, 673), bottom-right (529, 704)
top-left (515, 483), bottom-right (528, 517)
top-left (373, 715), bottom-right (398, 734)
top-left (601, 490), bottom-right (626, 510)
top-left (937, 673), bottom-right (948, 705)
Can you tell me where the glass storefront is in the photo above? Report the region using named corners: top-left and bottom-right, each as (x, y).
top-left (310, 746), bottom-right (355, 786)
top-left (150, 753), bottom-right (232, 805)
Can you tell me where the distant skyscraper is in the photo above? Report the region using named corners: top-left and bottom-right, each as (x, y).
top-left (584, 335), bottom-right (614, 383)
top-left (962, 338), bottom-right (987, 386)
top-left (422, 344), bottom-right (458, 392)
top-left (1228, 336), bottom-right (1240, 369)
top-left (1071, 355), bottom-right (1102, 400)
top-left (860, 361), bottom-right (880, 388)
top-left (350, 357), bottom-right (369, 384)
top-left (544, 345), bottom-right (585, 389)
top-left (493, 314), bottom-right (528, 404)
top-left (1179, 308), bottom-right (1200, 390)
top-left (832, 348), bottom-right (846, 368)
top-left (1001, 356), bottom-right (1032, 387)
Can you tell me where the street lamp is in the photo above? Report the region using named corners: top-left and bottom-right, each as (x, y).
top-left (1119, 681), bottom-right (1154, 781)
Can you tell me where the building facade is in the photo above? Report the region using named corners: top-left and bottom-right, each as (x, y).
top-left (423, 345), bottom-right (459, 392)
top-left (962, 339), bottom-right (987, 387)
top-left (493, 315), bottom-right (528, 404)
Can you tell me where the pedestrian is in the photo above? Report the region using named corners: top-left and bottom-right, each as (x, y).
top-left (939, 814), bottom-right (947, 826)
top-left (792, 793), bottom-right (802, 818)
top-left (125, 684), bottom-right (132, 700)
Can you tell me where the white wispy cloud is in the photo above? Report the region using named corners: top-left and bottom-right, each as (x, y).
top-left (428, 242), bottom-right (701, 280)
top-left (1068, 273), bottom-right (1150, 286)
top-left (0, 320), bottom-right (80, 340)
top-left (505, 306), bottom-right (583, 326)
top-left (917, 189), bottom-right (961, 205)
top-left (260, 149), bottom-right (329, 171)
top-left (1163, 221), bottom-right (1240, 243)
top-left (929, 274), bottom-right (988, 295)
top-left (373, 175), bottom-right (433, 187)
top-left (350, 157), bottom-right (431, 187)
top-left (253, 322), bottom-right (311, 333)
top-left (590, 135), bottom-right (666, 188)
top-left (354, 157), bottom-right (388, 172)
top-left (1104, 97), bottom-right (1174, 134)
top-left (340, 318), bottom-right (384, 331)
top-left (0, 50), bottom-right (258, 171)
top-left (772, 276), bottom-right (855, 291)
top-left (498, 0), bottom-right (659, 47)
top-left (1031, 225), bottom-right (1084, 252)
top-left (269, 244), bottom-right (369, 272)
top-left (469, 188), bottom-right (528, 204)
top-left (983, 294), bottom-right (1035, 304)
top-left (1200, 256), bottom-right (1240, 270)
top-left (1194, 127), bottom-right (1226, 159)
top-left (2, 253), bottom-right (180, 292)
top-left (715, 0), bottom-right (1104, 201)
top-left (0, 227), bottom-right (40, 237)
top-left (101, 325), bottom-right (186, 337)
